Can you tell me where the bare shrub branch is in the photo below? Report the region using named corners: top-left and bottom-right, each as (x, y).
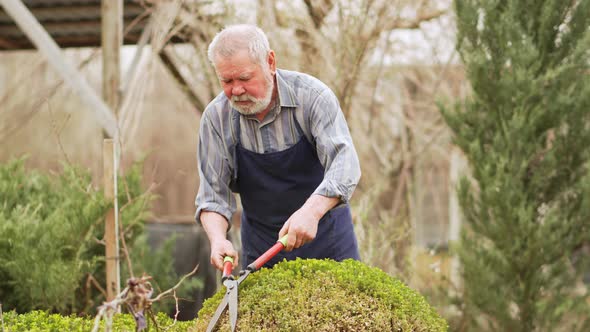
top-left (92, 265), bottom-right (198, 332)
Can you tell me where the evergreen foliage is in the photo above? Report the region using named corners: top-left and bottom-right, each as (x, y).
top-left (0, 158), bottom-right (200, 315)
top-left (1, 310), bottom-right (195, 331)
top-left (195, 259), bottom-right (448, 331)
top-left (443, 0), bottom-right (590, 330)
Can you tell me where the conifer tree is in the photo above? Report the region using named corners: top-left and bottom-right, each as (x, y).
top-left (443, 1), bottom-right (590, 330)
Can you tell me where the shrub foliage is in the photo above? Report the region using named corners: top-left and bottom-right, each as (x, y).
top-left (0, 158), bottom-right (200, 315)
top-left (195, 259), bottom-right (447, 331)
top-left (443, 0), bottom-right (590, 330)
top-left (1, 310), bottom-right (194, 332)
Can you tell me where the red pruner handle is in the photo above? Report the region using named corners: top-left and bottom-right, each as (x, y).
top-left (222, 256), bottom-right (234, 280)
top-left (248, 235), bottom-right (288, 271)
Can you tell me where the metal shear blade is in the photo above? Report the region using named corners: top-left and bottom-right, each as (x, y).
top-left (204, 235), bottom-right (287, 331)
top-left (206, 278), bottom-right (239, 332)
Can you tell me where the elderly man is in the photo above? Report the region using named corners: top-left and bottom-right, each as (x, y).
top-left (195, 24), bottom-right (361, 271)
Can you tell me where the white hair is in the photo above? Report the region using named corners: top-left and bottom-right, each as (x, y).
top-left (207, 24), bottom-right (271, 68)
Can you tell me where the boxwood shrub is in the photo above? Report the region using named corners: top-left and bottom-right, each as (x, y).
top-left (195, 258), bottom-right (448, 331)
top-left (1, 310), bottom-right (194, 331)
top-left (2, 259), bottom-right (447, 331)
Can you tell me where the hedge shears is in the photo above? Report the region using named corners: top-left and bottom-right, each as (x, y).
top-left (206, 235), bottom-right (288, 332)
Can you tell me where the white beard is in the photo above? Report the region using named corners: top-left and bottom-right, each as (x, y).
top-left (230, 72), bottom-right (274, 115)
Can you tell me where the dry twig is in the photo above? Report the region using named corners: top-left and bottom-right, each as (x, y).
top-left (85, 273), bottom-right (108, 310)
top-left (151, 265), bottom-right (199, 303)
top-left (92, 265), bottom-right (198, 332)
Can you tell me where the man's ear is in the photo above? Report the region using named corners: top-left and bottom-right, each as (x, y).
top-left (268, 50), bottom-right (276, 75)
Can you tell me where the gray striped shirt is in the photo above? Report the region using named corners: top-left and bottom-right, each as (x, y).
top-left (195, 69), bottom-right (361, 225)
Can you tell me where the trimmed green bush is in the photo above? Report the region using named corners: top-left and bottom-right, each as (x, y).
top-left (195, 259), bottom-right (447, 331)
top-left (1, 310), bottom-right (195, 332)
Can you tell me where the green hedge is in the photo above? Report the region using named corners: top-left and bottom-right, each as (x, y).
top-left (195, 259), bottom-right (448, 331)
top-left (1, 259), bottom-right (447, 331)
top-left (1, 310), bottom-right (195, 332)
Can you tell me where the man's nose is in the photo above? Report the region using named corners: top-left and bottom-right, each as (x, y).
top-left (232, 84), bottom-right (245, 96)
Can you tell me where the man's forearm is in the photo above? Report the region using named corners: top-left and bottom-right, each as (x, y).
top-left (303, 194), bottom-right (340, 220)
top-left (200, 211), bottom-right (229, 243)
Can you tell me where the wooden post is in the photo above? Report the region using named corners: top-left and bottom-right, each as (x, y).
top-left (102, 0), bottom-right (123, 300)
top-left (103, 139), bottom-right (119, 301)
top-left (102, 0), bottom-right (122, 110)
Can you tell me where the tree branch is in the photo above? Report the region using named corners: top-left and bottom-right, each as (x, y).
top-left (302, 0), bottom-right (334, 29)
top-left (92, 264), bottom-right (199, 332)
top-left (385, 8), bottom-right (448, 30)
top-left (151, 264), bottom-right (198, 302)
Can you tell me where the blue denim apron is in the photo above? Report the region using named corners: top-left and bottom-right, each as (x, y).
top-left (234, 110), bottom-right (360, 268)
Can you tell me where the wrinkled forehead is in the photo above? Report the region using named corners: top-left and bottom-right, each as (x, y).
top-left (217, 68), bottom-right (258, 81)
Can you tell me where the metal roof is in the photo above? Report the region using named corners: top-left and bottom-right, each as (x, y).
top-left (0, 0), bottom-right (149, 50)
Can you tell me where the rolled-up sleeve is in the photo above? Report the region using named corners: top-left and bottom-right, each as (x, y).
top-left (194, 109), bottom-right (236, 228)
top-left (309, 88), bottom-right (361, 202)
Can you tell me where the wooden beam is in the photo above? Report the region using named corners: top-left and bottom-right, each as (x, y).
top-left (121, 19), bottom-right (151, 94)
top-left (102, 0), bottom-right (122, 114)
top-left (0, 0), bottom-right (118, 138)
top-left (159, 46), bottom-right (206, 112)
top-left (0, 19), bottom-right (147, 36)
top-left (0, 3), bottom-right (145, 23)
top-left (0, 33), bottom-right (144, 50)
top-left (101, 0), bottom-right (122, 301)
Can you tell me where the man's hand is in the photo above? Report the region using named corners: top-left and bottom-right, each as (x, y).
top-left (278, 206), bottom-right (320, 251)
top-left (278, 195), bottom-right (340, 251)
top-left (209, 238), bottom-right (239, 271)
top-left (200, 211), bottom-right (239, 271)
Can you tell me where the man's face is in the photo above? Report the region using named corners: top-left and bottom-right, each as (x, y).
top-left (215, 49), bottom-right (275, 115)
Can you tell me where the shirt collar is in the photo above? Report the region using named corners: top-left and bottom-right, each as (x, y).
top-left (276, 69), bottom-right (298, 108)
